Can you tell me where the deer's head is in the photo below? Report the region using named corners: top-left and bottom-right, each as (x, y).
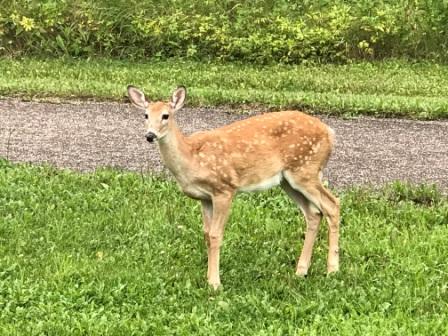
top-left (127, 86), bottom-right (186, 143)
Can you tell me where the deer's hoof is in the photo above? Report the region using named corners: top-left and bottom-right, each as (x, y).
top-left (208, 280), bottom-right (222, 291)
top-left (327, 264), bottom-right (339, 274)
top-left (295, 266), bottom-right (308, 278)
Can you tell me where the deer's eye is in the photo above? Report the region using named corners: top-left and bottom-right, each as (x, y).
top-left (144, 114), bottom-right (148, 119)
top-left (162, 114), bottom-right (169, 120)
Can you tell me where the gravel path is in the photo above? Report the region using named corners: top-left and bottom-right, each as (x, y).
top-left (0, 99), bottom-right (447, 190)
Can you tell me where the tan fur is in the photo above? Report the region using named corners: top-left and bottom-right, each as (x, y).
top-left (128, 86), bottom-right (340, 289)
top-left (173, 111), bottom-right (332, 195)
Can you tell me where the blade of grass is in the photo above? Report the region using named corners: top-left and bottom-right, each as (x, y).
top-left (1, 58), bottom-right (448, 119)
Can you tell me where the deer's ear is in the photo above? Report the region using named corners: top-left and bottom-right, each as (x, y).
top-left (170, 86), bottom-right (186, 111)
top-left (127, 85), bottom-right (149, 109)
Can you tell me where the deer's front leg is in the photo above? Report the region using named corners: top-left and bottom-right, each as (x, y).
top-left (200, 199), bottom-right (213, 280)
top-left (207, 194), bottom-right (233, 290)
top-left (201, 200), bottom-right (213, 247)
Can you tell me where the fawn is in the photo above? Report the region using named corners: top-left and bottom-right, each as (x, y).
top-left (128, 85), bottom-right (340, 289)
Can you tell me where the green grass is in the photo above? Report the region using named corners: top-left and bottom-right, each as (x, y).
top-left (1, 57), bottom-right (448, 119)
top-left (0, 158), bottom-right (447, 335)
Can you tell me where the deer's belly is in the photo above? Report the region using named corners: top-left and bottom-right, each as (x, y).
top-left (239, 173), bottom-right (282, 192)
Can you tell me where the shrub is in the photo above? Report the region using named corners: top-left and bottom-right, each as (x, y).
top-left (0, 0), bottom-right (447, 63)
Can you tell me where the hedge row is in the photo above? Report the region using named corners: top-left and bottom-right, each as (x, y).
top-left (1, 0), bottom-right (448, 63)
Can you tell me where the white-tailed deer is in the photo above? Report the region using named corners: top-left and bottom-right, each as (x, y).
top-left (128, 85), bottom-right (340, 289)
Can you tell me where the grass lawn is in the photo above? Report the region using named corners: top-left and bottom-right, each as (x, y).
top-left (0, 159), bottom-right (447, 335)
top-left (1, 58), bottom-right (448, 119)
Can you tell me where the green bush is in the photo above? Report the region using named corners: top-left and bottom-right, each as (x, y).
top-left (1, 0), bottom-right (447, 63)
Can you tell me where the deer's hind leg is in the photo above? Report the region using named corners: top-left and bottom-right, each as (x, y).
top-left (281, 180), bottom-right (323, 276)
top-left (283, 170), bottom-right (340, 275)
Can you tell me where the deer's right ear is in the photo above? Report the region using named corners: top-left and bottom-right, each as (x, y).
top-left (127, 85), bottom-right (149, 109)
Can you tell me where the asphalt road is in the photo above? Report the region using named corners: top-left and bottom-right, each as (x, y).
top-left (1, 99), bottom-right (447, 190)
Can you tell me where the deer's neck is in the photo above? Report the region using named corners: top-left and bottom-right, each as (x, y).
top-left (157, 122), bottom-right (193, 178)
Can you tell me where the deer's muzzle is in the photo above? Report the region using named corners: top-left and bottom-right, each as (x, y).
top-left (145, 132), bottom-right (157, 143)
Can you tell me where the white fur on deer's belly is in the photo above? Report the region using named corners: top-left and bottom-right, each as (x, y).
top-left (239, 173), bottom-right (282, 192)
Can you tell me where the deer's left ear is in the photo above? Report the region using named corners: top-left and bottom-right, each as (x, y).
top-left (171, 86), bottom-right (186, 111)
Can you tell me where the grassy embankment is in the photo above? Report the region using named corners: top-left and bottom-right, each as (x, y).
top-left (0, 159), bottom-right (447, 335)
top-left (1, 58), bottom-right (448, 119)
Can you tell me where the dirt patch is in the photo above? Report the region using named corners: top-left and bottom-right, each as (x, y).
top-left (1, 99), bottom-right (447, 190)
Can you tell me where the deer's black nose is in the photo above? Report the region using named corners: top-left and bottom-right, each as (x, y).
top-left (145, 132), bottom-right (157, 143)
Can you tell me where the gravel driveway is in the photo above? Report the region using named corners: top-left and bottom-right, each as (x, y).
top-left (0, 99), bottom-right (447, 190)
